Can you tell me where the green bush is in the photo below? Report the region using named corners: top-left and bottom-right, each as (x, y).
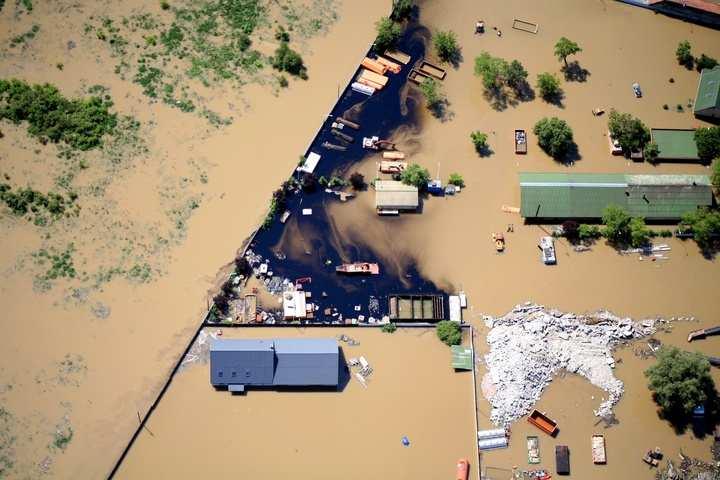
top-left (160, 0), bottom-right (170, 10)
top-left (506, 60), bottom-right (528, 92)
top-left (0, 79), bottom-right (117, 150)
top-left (554, 37), bottom-right (581, 66)
top-left (694, 126), bottom-right (720, 162)
top-left (601, 204), bottom-right (631, 244)
top-left (390, 0), bottom-right (413, 21)
top-left (608, 109), bottom-right (650, 154)
top-left (629, 217), bottom-right (651, 247)
top-left (578, 224), bottom-right (602, 241)
top-left (533, 117), bottom-right (573, 159)
top-left (712, 160), bottom-right (720, 190)
top-left (433, 30), bottom-right (460, 63)
top-left (448, 173), bottom-right (464, 187)
top-left (470, 131), bottom-right (488, 152)
top-left (644, 141), bottom-right (660, 163)
top-left (536, 72), bottom-right (561, 100)
top-left (696, 53), bottom-right (718, 72)
top-left (400, 163), bottom-right (430, 189)
top-left (676, 40), bottom-right (693, 68)
top-left (681, 208), bottom-right (720, 248)
top-left (645, 346), bottom-right (715, 418)
top-left (272, 41), bottom-right (307, 78)
top-left (436, 320), bottom-right (462, 346)
top-left (419, 77), bottom-right (443, 110)
top-left (375, 17), bottom-right (401, 52)
top-left (381, 322), bottom-right (397, 333)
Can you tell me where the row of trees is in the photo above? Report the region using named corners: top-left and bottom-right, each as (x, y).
top-left (675, 40), bottom-right (718, 71)
top-left (398, 163), bottom-right (464, 189)
top-left (561, 205), bottom-right (653, 248)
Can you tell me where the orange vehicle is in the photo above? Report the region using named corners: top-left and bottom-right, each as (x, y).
top-left (456, 458), bottom-right (469, 480)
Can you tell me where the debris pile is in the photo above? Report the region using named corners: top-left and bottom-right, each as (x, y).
top-left (483, 303), bottom-right (662, 426)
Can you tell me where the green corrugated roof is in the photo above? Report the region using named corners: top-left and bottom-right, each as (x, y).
top-left (451, 345), bottom-right (472, 370)
top-left (694, 67), bottom-right (720, 113)
top-left (651, 129), bottom-right (700, 160)
top-left (520, 173), bottom-right (712, 220)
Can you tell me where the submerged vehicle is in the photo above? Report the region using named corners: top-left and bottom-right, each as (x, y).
top-left (632, 82), bottom-right (642, 98)
top-left (335, 262), bottom-right (380, 275)
top-left (539, 236), bottom-right (557, 265)
top-left (492, 233), bottom-right (505, 252)
top-left (515, 129), bottom-right (527, 154)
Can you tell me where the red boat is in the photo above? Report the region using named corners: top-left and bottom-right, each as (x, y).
top-left (456, 458), bottom-right (469, 480)
top-left (335, 262), bottom-right (380, 275)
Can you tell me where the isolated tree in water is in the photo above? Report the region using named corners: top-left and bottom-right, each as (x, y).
top-left (645, 347), bottom-right (715, 418)
top-left (533, 117), bottom-right (573, 159)
top-left (554, 37), bottom-right (582, 67)
top-left (506, 60), bottom-right (528, 93)
top-left (433, 30), bottom-right (460, 64)
top-left (536, 72), bottom-right (561, 101)
top-left (607, 110), bottom-right (650, 155)
top-left (675, 40), bottom-right (693, 69)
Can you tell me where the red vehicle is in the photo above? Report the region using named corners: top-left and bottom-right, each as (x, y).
top-left (456, 458), bottom-right (469, 480)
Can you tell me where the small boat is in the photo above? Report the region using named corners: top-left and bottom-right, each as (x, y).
top-left (527, 435), bottom-right (541, 464)
top-left (335, 262), bottom-right (380, 275)
top-left (632, 82), bottom-right (642, 98)
top-left (528, 409), bottom-right (559, 436)
top-left (427, 179), bottom-right (444, 196)
top-left (456, 458), bottom-right (469, 480)
top-left (492, 233), bottom-right (505, 252)
top-left (515, 129), bottom-right (527, 154)
top-left (539, 236), bottom-right (557, 265)
top-left (555, 445), bottom-right (570, 475)
top-left (591, 434), bottom-right (606, 464)
top-left (687, 326), bottom-right (720, 342)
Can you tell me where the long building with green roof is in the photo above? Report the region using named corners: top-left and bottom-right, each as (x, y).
top-left (520, 172), bottom-right (712, 221)
top-left (694, 66), bottom-right (720, 119)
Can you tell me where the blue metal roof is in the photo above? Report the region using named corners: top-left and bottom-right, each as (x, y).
top-left (274, 338), bottom-right (338, 354)
top-left (211, 338), bottom-right (273, 352)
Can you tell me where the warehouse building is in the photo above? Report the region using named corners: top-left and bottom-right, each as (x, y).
top-left (694, 66), bottom-right (720, 119)
top-left (520, 173), bottom-right (712, 221)
top-left (375, 180), bottom-right (419, 214)
top-left (210, 338), bottom-right (340, 393)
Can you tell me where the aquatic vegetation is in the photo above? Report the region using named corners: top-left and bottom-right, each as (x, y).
top-left (0, 79), bottom-right (117, 151)
top-left (470, 131), bottom-right (488, 151)
top-left (272, 41), bottom-right (307, 79)
top-left (0, 184), bottom-right (79, 223)
top-left (52, 426), bottom-right (73, 451)
top-left (9, 24), bottom-right (39, 48)
top-left (436, 320), bottom-right (461, 346)
top-left (644, 141), bottom-right (660, 164)
top-left (0, 407), bottom-right (16, 476)
top-left (381, 322), bottom-right (397, 333)
top-left (533, 117), bottom-right (573, 159)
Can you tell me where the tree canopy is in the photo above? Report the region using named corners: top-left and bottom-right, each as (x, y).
top-left (712, 160), bottom-right (720, 191)
top-left (506, 60), bottom-right (528, 92)
top-left (536, 72), bottom-right (561, 100)
top-left (607, 110), bottom-right (650, 154)
top-left (375, 17), bottom-right (401, 52)
top-left (554, 37), bottom-right (581, 66)
top-left (470, 131), bottom-right (488, 151)
top-left (433, 30), bottom-right (460, 63)
top-left (676, 40), bottom-right (693, 69)
top-left (474, 52), bottom-right (508, 91)
top-left (533, 117), bottom-right (573, 159)
top-left (436, 320), bottom-right (462, 346)
top-left (419, 77), bottom-right (443, 109)
top-left (400, 163), bottom-right (430, 189)
top-left (448, 173), bottom-right (464, 187)
top-left (390, 0), bottom-right (413, 21)
top-left (601, 205), bottom-right (632, 244)
top-left (694, 126), bottom-right (720, 162)
top-left (681, 208), bottom-right (720, 248)
top-left (272, 42), bottom-right (306, 78)
top-left (645, 346), bottom-right (715, 418)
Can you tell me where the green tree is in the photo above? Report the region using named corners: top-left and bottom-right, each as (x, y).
top-left (676, 40), bottom-right (693, 68)
top-left (578, 224), bottom-right (602, 241)
top-left (712, 160), bottom-right (720, 190)
top-left (470, 131), bottom-right (488, 152)
top-left (436, 320), bottom-right (462, 346)
top-left (554, 37), bottom-right (582, 66)
top-left (433, 30), bottom-right (460, 63)
top-left (696, 53), bottom-right (718, 72)
top-left (419, 77), bottom-right (443, 110)
top-left (381, 322), bottom-right (397, 333)
top-left (694, 126), bottom-right (720, 162)
top-left (601, 204), bottom-right (631, 244)
top-left (390, 0), bottom-right (413, 21)
top-left (645, 346), bottom-right (715, 418)
top-left (474, 52), bottom-right (508, 91)
top-left (536, 72), bottom-right (561, 100)
top-left (533, 117), bottom-right (573, 159)
top-left (400, 163), bottom-right (430, 188)
top-left (506, 60), bottom-right (528, 92)
top-left (681, 208), bottom-right (720, 247)
top-left (272, 42), bottom-right (307, 78)
top-left (448, 173), bottom-right (464, 187)
top-left (349, 172), bottom-right (366, 190)
top-left (644, 141), bottom-right (660, 163)
top-left (629, 217), bottom-right (651, 247)
top-left (375, 17), bottom-right (401, 52)
top-left (607, 110), bottom-right (650, 154)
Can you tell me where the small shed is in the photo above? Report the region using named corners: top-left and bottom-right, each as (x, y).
top-left (651, 129), bottom-right (700, 161)
top-left (375, 180), bottom-right (419, 213)
top-left (297, 152), bottom-right (321, 174)
top-left (451, 345), bottom-right (473, 370)
top-left (694, 66), bottom-right (720, 119)
top-left (282, 291), bottom-right (307, 319)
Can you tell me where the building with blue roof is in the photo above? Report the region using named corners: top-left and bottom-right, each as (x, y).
top-left (210, 338), bottom-right (339, 392)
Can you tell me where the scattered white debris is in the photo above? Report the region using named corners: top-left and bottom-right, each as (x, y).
top-left (482, 303), bottom-right (662, 426)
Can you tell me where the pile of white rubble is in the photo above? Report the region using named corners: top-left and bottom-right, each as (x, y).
top-left (482, 302), bottom-right (661, 426)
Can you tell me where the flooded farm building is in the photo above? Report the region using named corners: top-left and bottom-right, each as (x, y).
top-left (210, 338), bottom-right (339, 392)
top-left (650, 129), bottom-right (701, 161)
top-left (520, 173), bottom-right (712, 220)
top-left (694, 66), bottom-right (720, 119)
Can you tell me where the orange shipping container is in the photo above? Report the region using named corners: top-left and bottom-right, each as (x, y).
top-left (361, 57), bottom-right (387, 75)
top-left (357, 77), bottom-right (384, 91)
top-left (376, 56), bottom-right (402, 74)
top-left (360, 69), bottom-right (389, 86)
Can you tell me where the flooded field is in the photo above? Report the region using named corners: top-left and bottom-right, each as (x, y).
top-left (116, 327), bottom-right (477, 479)
top-left (1, 0), bottom-right (719, 478)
